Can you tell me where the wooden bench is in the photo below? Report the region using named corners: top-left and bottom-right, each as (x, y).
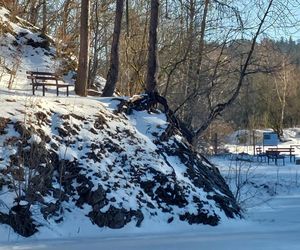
top-left (266, 150), bottom-right (285, 166)
top-left (256, 147), bottom-right (267, 162)
top-left (26, 71), bottom-right (72, 96)
top-left (267, 147), bottom-right (295, 163)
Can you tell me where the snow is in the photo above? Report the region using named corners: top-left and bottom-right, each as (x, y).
top-left (1, 132), bottom-right (300, 248)
top-left (0, 93), bottom-right (227, 242)
top-left (0, 5), bottom-right (300, 249)
top-left (1, 194), bottom-right (300, 250)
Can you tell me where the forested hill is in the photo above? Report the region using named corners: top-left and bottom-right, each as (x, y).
top-left (0, 6), bottom-right (240, 238)
top-left (274, 37), bottom-right (300, 65)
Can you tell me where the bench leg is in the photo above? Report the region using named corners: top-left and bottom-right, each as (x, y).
top-left (290, 155), bottom-right (295, 163)
top-left (56, 87), bottom-right (59, 96)
top-left (43, 85), bottom-right (45, 96)
top-left (32, 84), bottom-right (35, 95)
top-left (66, 86), bottom-right (69, 96)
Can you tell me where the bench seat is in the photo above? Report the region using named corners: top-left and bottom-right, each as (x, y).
top-left (26, 71), bottom-right (72, 96)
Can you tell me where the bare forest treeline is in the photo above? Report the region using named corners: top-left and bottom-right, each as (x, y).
top-left (1, 0), bottom-right (300, 143)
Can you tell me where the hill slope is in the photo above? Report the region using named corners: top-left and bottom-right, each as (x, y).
top-left (0, 6), bottom-right (240, 239)
top-left (0, 94), bottom-right (240, 238)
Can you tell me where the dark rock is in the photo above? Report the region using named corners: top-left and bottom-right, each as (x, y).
top-left (76, 184), bottom-right (92, 196)
top-left (26, 37), bottom-right (50, 50)
top-left (51, 188), bottom-right (69, 201)
top-left (0, 117), bottom-right (10, 135)
top-left (35, 111), bottom-right (50, 125)
top-left (88, 206), bottom-right (144, 229)
top-left (140, 181), bottom-right (155, 196)
top-left (94, 113), bottom-right (107, 129)
top-left (161, 140), bottom-right (241, 220)
top-left (25, 191), bottom-right (45, 204)
top-left (146, 202), bottom-right (155, 209)
top-left (110, 197), bottom-right (116, 202)
top-left (14, 121), bottom-right (31, 139)
top-left (208, 194), bottom-right (238, 219)
top-left (155, 183), bottom-right (187, 207)
top-left (168, 217), bottom-right (174, 223)
top-left (180, 211), bottom-right (219, 226)
top-left (70, 113), bottom-right (86, 121)
top-left (130, 210), bottom-right (144, 227)
top-left (55, 217), bottom-right (64, 223)
top-left (0, 205), bottom-right (38, 237)
top-left (89, 128), bottom-right (98, 134)
top-left (88, 185), bottom-right (106, 205)
top-left (41, 202), bottom-right (60, 220)
top-left (51, 142), bottom-right (59, 150)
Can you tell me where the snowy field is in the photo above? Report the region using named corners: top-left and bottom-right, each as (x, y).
top-left (1, 153), bottom-right (300, 249)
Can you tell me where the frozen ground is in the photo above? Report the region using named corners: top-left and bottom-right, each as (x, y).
top-left (0, 196), bottom-right (299, 250)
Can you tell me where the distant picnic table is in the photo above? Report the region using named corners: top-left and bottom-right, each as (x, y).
top-left (27, 71), bottom-right (72, 96)
top-left (256, 146), bottom-right (296, 165)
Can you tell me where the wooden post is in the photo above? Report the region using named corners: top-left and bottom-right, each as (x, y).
top-left (213, 133), bottom-right (218, 155)
top-left (253, 130), bottom-right (256, 156)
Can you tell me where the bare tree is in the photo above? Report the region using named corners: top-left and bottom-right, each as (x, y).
top-left (192, 0), bottom-right (275, 140)
top-left (75, 0), bottom-right (90, 96)
top-left (42, 0), bottom-right (47, 34)
top-left (102, 0), bottom-right (124, 97)
top-left (145, 0), bottom-right (159, 94)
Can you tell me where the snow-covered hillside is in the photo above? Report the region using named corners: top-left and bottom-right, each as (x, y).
top-left (0, 7), bottom-right (68, 91)
top-left (0, 6), bottom-right (106, 93)
top-left (0, 94), bottom-right (241, 239)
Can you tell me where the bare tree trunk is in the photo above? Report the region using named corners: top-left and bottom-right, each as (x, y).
top-left (42, 0), bottom-right (47, 34)
top-left (88, 0), bottom-right (100, 89)
top-left (125, 0), bottom-right (129, 37)
top-left (182, 0), bottom-right (195, 128)
top-left (145, 0), bottom-right (159, 94)
top-left (274, 57), bottom-right (289, 137)
top-left (28, 0), bottom-right (39, 25)
top-left (75, 0), bottom-right (90, 96)
top-left (102, 0), bottom-right (124, 97)
top-left (280, 64), bottom-right (288, 136)
top-left (197, 0), bottom-right (209, 74)
top-left (61, 0), bottom-right (72, 41)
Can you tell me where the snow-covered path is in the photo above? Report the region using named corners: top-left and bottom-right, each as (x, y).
top-left (1, 195), bottom-right (299, 250)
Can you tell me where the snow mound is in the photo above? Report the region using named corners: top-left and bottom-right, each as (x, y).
top-left (0, 95), bottom-right (240, 239)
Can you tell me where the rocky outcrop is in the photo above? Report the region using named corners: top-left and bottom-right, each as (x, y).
top-left (0, 97), bottom-right (241, 237)
top-left (0, 204), bottom-right (37, 237)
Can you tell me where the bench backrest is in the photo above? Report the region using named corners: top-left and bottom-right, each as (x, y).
top-left (26, 71), bottom-right (60, 85)
top-left (267, 148), bottom-right (295, 152)
top-left (26, 71), bottom-right (58, 77)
